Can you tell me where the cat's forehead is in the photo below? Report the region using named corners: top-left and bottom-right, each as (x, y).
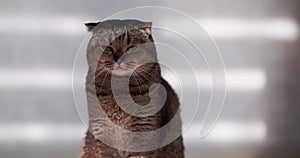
top-left (98, 19), bottom-right (150, 28)
top-left (92, 20), bottom-right (150, 35)
top-left (91, 29), bottom-right (147, 46)
top-left (93, 27), bottom-right (127, 37)
top-left (88, 20), bottom-right (152, 46)
top-left (90, 30), bottom-right (130, 44)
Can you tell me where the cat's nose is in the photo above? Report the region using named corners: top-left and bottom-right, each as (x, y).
top-left (116, 56), bottom-right (125, 64)
top-left (113, 49), bottom-right (123, 62)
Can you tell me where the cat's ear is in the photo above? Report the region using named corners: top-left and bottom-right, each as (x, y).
top-left (85, 22), bottom-right (100, 32)
top-left (142, 22), bottom-right (152, 36)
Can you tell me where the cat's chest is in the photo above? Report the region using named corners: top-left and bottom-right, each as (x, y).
top-left (98, 95), bottom-right (149, 117)
top-left (97, 94), bottom-right (162, 126)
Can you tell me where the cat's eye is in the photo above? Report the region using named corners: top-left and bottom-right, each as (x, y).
top-left (104, 46), bottom-right (114, 55)
top-left (126, 46), bottom-right (135, 52)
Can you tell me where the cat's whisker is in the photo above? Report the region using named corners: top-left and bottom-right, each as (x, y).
top-left (132, 72), bottom-right (142, 94)
top-left (137, 71), bottom-right (153, 81)
top-left (100, 71), bottom-right (110, 89)
top-left (134, 73), bottom-right (147, 89)
top-left (95, 69), bottom-right (106, 78)
top-left (126, 62), bottom-right (136, 68)
top-left (133, 68), bottom-right (152, 83)
top-left (135, 67), bottom-right (157, 80)
top-left (138, 73), bottom-right (153, 83)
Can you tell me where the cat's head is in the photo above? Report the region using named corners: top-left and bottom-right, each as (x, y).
top-left (85, 19), bottom-right (158, 77)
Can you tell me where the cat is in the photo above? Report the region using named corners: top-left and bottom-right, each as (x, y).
top-left (80, 19), bottom-right (184, 158)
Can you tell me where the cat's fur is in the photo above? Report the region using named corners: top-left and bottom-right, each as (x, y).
top-left (80, 20), bottom-right (184, 158)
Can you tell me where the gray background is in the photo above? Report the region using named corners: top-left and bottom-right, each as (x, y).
top-left (0, 0), bottom-right (299, 158)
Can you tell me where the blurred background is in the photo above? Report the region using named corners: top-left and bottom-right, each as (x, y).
top-left (0, 0), bottom-right (299, 158)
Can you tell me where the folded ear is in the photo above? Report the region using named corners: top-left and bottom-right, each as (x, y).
top-left (85, 22), bottom-right (100, 32)
top-left (142, 22), bottom-right (152, 36)
top-left (144, 22), bottom-right (152, 27)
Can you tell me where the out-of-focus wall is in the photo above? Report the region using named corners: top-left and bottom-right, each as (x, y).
top-left (0, 0), bottom-right (299, 158)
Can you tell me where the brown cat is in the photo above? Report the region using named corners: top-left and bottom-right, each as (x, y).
top-left (80, 20), bottom-right (184, 158)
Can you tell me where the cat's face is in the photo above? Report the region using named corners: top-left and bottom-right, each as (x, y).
top-left (86, 20), bottom-right (157, 77)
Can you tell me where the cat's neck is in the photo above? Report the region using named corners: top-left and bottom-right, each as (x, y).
top-left (94, 66), bottom-right (161, 97)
